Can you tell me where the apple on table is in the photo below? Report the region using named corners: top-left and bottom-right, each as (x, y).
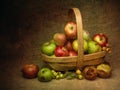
top-left (38, 68), bottom-right (53, 82)
top-left (22, 64), bottom-right (39, 79)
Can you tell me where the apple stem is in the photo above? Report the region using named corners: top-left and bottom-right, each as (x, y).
top-left (70, 26), bottom-right (73, 30)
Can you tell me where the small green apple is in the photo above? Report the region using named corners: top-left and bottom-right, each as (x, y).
top-left (87, 40), bottom-right (101, 54)
top-left (41, 41), bottom-right (56, 56)
top-left (38, 68), bottom-right (53, 82)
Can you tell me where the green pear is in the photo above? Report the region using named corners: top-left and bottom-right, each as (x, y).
top-left (87, 40), bottom-right (101, 54)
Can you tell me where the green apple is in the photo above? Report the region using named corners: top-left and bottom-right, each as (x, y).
top-left (38, 68), bottom-right (53, 82)
top-left (87, 40), bottom-right (101, 54)
top-left (72, 39), bottom-right (88, 53)
top-left (83, 30), bottom-right (91, 41)
top-left (41, 41), bottom-right (56, 56)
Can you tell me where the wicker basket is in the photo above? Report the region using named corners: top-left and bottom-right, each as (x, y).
top-left (41, 8), bottom-right (106, 71)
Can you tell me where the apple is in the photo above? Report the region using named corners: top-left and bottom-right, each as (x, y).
top-left (41, 41), bottom-right (56, 56)
top-left (72, 39), bottom-right (88, 53)
top-left (83, 30), bottom-right (91, 41)
top-left (68, 50), bottom-right (78, 56)
top-left (72, 39), bottom-right (78, 52)
top-left (53, 33), bottom-right (67, 46)
top-left (97, 64), bottom-right (112, 78)
top-left (38, 68), bottom-right (53, 82)
top-left (93, 33), bottom-right (108, 47)
top-left (87, 40), bottom-right (101, 54)
top-left (54, 46), bottom-right (69, 57)
top-left (22, 64), bottom-right (39, 79)
top-left (64, 40), bottom-right (73, 51)
top-left (64, 22), bottom-right (77, 39)
top-left (83, 66), bottom-right (97, 80)
top-left (84, 40), bottom-right (88, 53)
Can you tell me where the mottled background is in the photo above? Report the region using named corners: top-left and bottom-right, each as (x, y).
top-left (0, 0), bottom-right (120, 90)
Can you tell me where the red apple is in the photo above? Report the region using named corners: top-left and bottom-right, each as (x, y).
top-left (54, 46), bottom-right (69, 57)
top-left (64, 40), bottom-right (73, 51)
top-left (22, 64), bottom-right (39, 79)
top-left (93, 33), bottom-right (108, 47)
top-left (53, 33), bottom-right (67, 46)
top-left (68, 50), bottom-right (78, 56)
top-left (64, 22), bottom-right (77, 39)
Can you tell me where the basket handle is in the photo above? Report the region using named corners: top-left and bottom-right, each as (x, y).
top-left (68, 8), bottom-right (84, 69)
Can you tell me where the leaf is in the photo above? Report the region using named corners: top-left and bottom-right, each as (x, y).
top-left (66, 73), bottom-right (76, 80)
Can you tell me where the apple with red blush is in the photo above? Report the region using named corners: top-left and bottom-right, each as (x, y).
top-left (64, 40), bottom-right (74, 51)
top-left (93, 33), bottom-right (108, 47)
top-left (68, 50), bottom-right (78, 56)
top-left (21, 64), bottom-right (39, 79)
top-left (54, 46), bottom-right (69, 57)
top-left (64, 21), bottom-right (77, 39)
top-left (53, 33), bottom-right (67, 46)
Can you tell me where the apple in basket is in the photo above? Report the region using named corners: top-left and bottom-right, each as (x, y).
top-left (53, 33), bottom-right (67, 46)
top-left (64, 21), bottom-right (77, 39)
top-left (55, 46), bottom-right (69, 57)
top-left (41, 41), bottom-right (56, 56)
top-left (64, 40), bottom-right (74, 51)
top-left (68, 50), bottom-right (78, 56)
top-left (87, 40), bottom-right (101, 54)
top-left (72, 39), bottom-right (88, 53)
top-left (83, 30), bottom-right (91, 41)
top-left (93, 33), bottom-right (108, 47)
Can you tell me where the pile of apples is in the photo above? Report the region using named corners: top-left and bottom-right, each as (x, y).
top-left (41, 21), bottom-right (111, 57)
top-left (21, 63), bottom-right (112, 81)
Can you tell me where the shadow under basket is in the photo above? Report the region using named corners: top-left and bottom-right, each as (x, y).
top-left (40, 8), bottom-right (107, 71)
